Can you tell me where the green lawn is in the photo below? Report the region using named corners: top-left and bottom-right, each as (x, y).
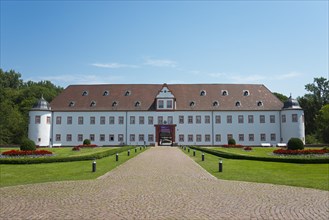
top-left (0, 147), bottom-right (147, 187)
top-left (182, 148), bottom-right (329, 191)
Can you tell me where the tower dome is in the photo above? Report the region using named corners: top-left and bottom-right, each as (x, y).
top-left (32, 96), bottom-right (51, 110)
top-left (283, 95), bottom-right (301, 109)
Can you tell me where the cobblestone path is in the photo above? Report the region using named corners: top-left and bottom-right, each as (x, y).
top-left (1, 147), bottom-right (328, 220)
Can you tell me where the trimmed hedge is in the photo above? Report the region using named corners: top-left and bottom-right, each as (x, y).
top-left (287, 138), bottom-right (304, 150)
top-left (20, 139), bottom-right (36, 151)
top-left (228, 138), bottom-right (236, 145)
top-left (188, 146), bottom-right (329, 164)
top-left (0, 146), bottom-right (137, 164)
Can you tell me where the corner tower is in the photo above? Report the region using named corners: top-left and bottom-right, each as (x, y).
top-left (281, 96), bottom-right (305, 143)
top-left (28, 96), bottom-right (52, 147)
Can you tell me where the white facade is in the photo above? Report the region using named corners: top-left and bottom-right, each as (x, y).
top-left (28, 85), bottom-right (305, 147)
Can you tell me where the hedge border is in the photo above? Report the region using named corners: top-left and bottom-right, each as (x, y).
top-left (188, 146), bottom-right (329, 164)
top-left (0, 146), bottom-right (137, 164)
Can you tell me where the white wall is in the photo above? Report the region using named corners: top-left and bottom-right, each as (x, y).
top-left (28, 110), bottom-right (51, 146)
top-left (281, 109), bottom-right (305, 143)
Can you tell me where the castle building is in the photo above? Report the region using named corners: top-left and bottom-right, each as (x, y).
top-left (28, 83), bottom-right (305, 147)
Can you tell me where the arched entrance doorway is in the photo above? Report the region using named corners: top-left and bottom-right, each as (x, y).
top-left (155, 124), bottom-right (176, 146)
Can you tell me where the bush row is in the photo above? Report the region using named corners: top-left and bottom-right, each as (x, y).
top-left (188, 146), bottom-right (329, 164)
top-left (0, 146), bottom-right (136, 164)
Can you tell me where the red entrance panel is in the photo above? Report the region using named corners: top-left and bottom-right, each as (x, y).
top-left (155, 124), bottom-right (176, 145)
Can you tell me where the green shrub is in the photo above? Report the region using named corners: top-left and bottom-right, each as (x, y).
top-left (287, 138), bottom-right (304, 150)
top-left (83, 139), bottom-right (91, 145)
top-left (305, 134), bottom-right (319, 144)
top-left (228, 138), bottom-right (236, 145)
top-left (20, 139), bottom-right (36, 151)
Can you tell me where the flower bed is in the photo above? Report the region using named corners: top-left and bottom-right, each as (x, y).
top-left (273, 149), bottom-right (329, 155)
top-left (72, 146), bottom-right (80, 151)
top-left (244, 146), bottom-right (252, 151)
top-left (222, 144), bottom-right (244, 148)
top-left (1, 150), bottom-right (53, 156)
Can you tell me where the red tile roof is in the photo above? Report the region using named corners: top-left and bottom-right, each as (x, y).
top-left (50, 84), bottom-right (283, 111)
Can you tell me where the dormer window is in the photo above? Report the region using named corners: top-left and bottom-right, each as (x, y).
top-left (190, 101), bottom-right (195, 107)
top-left (200, 90), bottom-right (206, 96)
top-left (90, 101), bottom-right (96, 107)
top-left (112, 101), bottom-right (118, 107)
top-left (257, 101), bottom-right (263, 107)
top-left (135, 101), bottom-right (141, 107)
top-left (243, 90), bottom-right (250, 96)
top-left (222, 90), bottom-right (228, 96)
top-left (82, 91), bottom-right (88, 96)
top-left (103, 90), bottom-right (109, 96)
top-left (124, 90), bottom-right (131, 96)
top-left (69, 101), bottom-right (75, 107)
top-left (235, 101), bottom-right (241, 107)
top-left (213, 101), bottom-right (219, 107)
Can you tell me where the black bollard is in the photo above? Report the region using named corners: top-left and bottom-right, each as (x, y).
top-left (140, 146), bottom-right (142, 150)
top-left (92, 160), bottom-right (96, 172)
top-left (116, 153), bottom-right (119, 161)
top-left (219, 160), bottom-right (223, 172)
top-left (193, 150), bottom-right (196, 156)
top-left (135, 148), bottom-right (137, 153)
top-left (202, 153), bottom-right (205, 161)
top-left (188, 148), bottom-right (190, 153)
top-left (128, 150), bottom-right (130, 156)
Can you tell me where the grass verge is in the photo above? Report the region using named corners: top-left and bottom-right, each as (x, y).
top-left (0, 147), bottom-right (148, 187)
top-left (181, 147), bottom-right (329, 191)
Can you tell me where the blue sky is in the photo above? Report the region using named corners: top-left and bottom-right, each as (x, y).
top-left (1, 1), bottom-right (328, 97)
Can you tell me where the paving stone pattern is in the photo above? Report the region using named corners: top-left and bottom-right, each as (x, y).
top-left (1, 147), bottom-right (328, 220)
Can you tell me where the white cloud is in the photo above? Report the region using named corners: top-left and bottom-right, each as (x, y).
top-left (144, 58), bottom-right (177, 68)
top-left (273, 71), bottom-right (302, 80)
top-left (91, 63), bottom-right (139, 68)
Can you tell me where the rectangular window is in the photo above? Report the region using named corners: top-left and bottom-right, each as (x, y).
top-left (148, 116), bottom-right (153, 125)
top-left (249, 134), bottom-right (254, 142)
top-left (227, 134), bottom-right (233, 141)
top-left (196, 115), bottom-right (201, 124)
top-left (282, 114), bottom-right (286, 123)
top-left (239, 134), bottom-right (244, 141)
top-left (188, 134), bottom-right (193, 142)
top-left (56, 116), bottom-right (62, 125)
top-left (168, 116), bottom-right (173, 124)
top-left (196, 135), bottom-right (202, 142)
top-left (78, 116), bottom-right (84, 125)
top-left (130, 134), bottom-right (135, 142)
top-left (179, 134), bottom-right (184, 142)
top-left (215, 134), bottom-right (221, 142)
top-left (179, 116), bottom-right (184, 124)
top-left (260, 115), bottom-right (265, 123)
top-left (167, 100), bottom-right (173, 108)
top-left (109, 134), bottom-right (114, 141)
top-left (270, 115), bottom-right (275, 123)
top-left (35, 116), bottom-right (41, 124)
top-left (139, 116), bottom-right (144, 124)
top-left (248, 115), bottom-right (254, 124)
top-left (109, 116), bottom-right (115, 124)
top-left (100, 116), bottom-right (106, 125)
top-left (227, 115), bottom-right (232, 124)
top-left (56, 134), bottom-right (61, 141)
top-left (260, 133), bottom-right (266, 141)
top-left (46, 116), bottom-right (51, 124)
top-left (292, 114), bottom-right (298, 122)
top-left (205, 116), bottom-right (210, 124)
top-left (158, 116), bottom-right (163, 124)
top-left (100, 134), bottom-right (105, 141)
top-left (188, 116), bottom-right (193, 124)
top-left (130, 116), bottom-right (135, 124)
top-left (205, 134), bottom-right (211, 142)
top-left (78, 134), bottom-right (83, 142)
top-left (271, 133), bottom-right (276, 141)
top-left (118, 134), bottom-right (124, 142)
top-left (66, 134), bottom-right (72, 142)
top-left (158, 100), bottom-right (164, 109)
top-left (215, 115), bottom-right (221, 124)
top-left (148, 134), bottom-right (154, 142)
top-left (139, 134), bottom-right (144, 142)
top-left (238, 115), bottom-right (244, 124)
top-left (90, 116), bottom-right (95, 125)
top-left (67, 116), bottom-right (72, 125)
top-left (119, 116), bottom-right (124, 124)
top-left (90, 134), bottom-right (95, 141)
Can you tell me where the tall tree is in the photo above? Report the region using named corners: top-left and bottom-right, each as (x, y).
top-left (316, 104), bottom-right (329, 143)
top-left (273, 92), bottom-right (288, 103)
